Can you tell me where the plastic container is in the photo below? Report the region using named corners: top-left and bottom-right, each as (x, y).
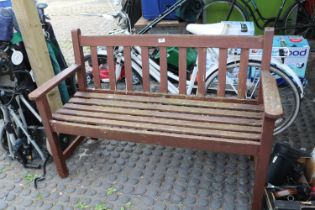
top-left (0, 7), bottom-right (13, 41)
top-left (141, 0), bottom-right (177, 20)
top-left (267, 142), bottom-right (310, 186)
top-left (0, 0), bottom-right (11, 8)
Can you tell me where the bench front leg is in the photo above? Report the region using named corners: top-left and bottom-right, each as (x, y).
top-left (251, 116), bottom-right (275, 210)
top-left (36, 96), bottom-right (69, 178)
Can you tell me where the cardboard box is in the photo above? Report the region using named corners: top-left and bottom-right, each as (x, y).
top-left (296, 157), bottom-right (315, 183)
top-left (251, 36), bottom-right (310, 84)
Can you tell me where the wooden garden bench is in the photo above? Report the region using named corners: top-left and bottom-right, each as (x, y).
top-left (29, 28), bottom-right (282, 210)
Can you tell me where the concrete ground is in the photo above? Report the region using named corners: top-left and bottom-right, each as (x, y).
top-left (0, 1), bottom-right (315, 210)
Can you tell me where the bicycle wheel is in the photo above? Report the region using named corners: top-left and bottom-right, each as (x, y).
top-left (284, 2), bottom-right (315, 38)
top-left (205, 61), bottom-right (300, 135)
top-left (203, 0), bottom-right (249, 24)
top-left (0, 129), bottom-right (9, 153)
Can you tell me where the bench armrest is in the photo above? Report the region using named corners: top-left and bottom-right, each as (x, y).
top-left (29, 64), bottom-right (81, 101)
top-left (261, 71), bottom-right (284, 119)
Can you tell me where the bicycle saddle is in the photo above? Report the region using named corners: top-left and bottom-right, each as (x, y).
top-left (186, 22), bottom-right (227, 35)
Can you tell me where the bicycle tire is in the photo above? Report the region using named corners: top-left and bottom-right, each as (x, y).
top-left (284, 2), bottom-right (315, 38)
top-left (205, 60), bottom-right (301, 135)
top-left (203, 0), bottom-right (249, 24)
top-left (122, 0), bottom-right (141, 28)
top-left (0, 129), bottom-right (9, 152)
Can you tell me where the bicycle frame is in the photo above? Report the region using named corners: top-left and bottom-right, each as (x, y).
top-left (239, 0), bottom-right (290, 30)
top-left (0, 94), bottom-right (46, 162)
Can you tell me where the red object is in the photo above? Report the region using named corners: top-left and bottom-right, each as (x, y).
top-left (99, 66), bottom-right (125, 81)
top-left (311, 186), bottom-right (315, 192)
top-left (289, 37), bottom-right (303, 43)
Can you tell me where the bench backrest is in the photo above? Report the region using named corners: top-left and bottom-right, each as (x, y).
top-left (71, 28), bottom-right (273, 100)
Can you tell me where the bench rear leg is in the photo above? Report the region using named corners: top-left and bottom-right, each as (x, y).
top-left (252, 117), bottom-right (275, 210)
top-left (35, 97), bottom-right (69, 178)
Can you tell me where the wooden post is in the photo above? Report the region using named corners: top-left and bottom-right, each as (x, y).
top-left (12, 0), bottom-right (62, 112)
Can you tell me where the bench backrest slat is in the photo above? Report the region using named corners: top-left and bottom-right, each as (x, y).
top-left (123, 46), bottom-right (133, 91)
top-left (90, 46), bottom-right (101, 89)
top-left (217, 48), bottom-right (228, 97)
top-left (159, 47), bottom-right (168, 93)
top-left (72, 29), bottom-right (274, 100)
top-left (197, 48), bottom-right (206, 96)
top-left (141, 47), bottom-right (150, 92)
top-left (238, 48), bottom-right (249, 99)
top-left (178, 47), bottom-right (187, 95)
top-left (107, 46), bottom-right (116, 91)
top-left (80, 35), bottom-right (264, 49)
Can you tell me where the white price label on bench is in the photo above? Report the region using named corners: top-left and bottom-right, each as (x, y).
top-left (158, 38), bottom-right (166, 43)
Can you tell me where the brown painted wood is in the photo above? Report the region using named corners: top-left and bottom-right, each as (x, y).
top-left (29, 64), bottom-right (80, 100)
top-left (217, 48), bottom-right (228, 97)
top-left (261, 71), bottom-right (283, 119)
top-left (261, 28), bottom-right (274, 71)
top-left (63, 136), bottom-right (85, 160)
top-left (85, 88), bottom-right (259, 104)
top-left (51, 120), bottom-right (260, 156)
top-left (31, 29), bottom-right (278, 210)
top-left (123, 46), bottom-right (133, 91)
top-left (141, 47), bottom-right (150, 92)
top-left (71, 29), bottom-right (87, 91)
top-left (69, 97), bottom-right (262, 119)
top-left (52, 113), bottom-right (261, 140)
top-left (178, 47), bottom-right (187, 94)
top-left (36, 96), bottom-right (68, 177)
top-left (80, 34), bottom-right (264, 49)
top-left (258, 28), bottom-right (274, 103)
top-left (198, 48), bottom-right (206, 96)
top-left (74, 92), bottom-right (262, 111)
top-left (56, 109), bottom-right (262, 133)
top-left (252, 116), bottom-right (275, 210)
top-left (159, 47), bottom-right (168, 93)
top-left (63, 103), bottom-right (263, 127)
top-left (107, 47), bottom-right (116, 91)
top-left (91, 46), bottom-right (101, 89)
top-left (238, 48), bottom-right (249, 99)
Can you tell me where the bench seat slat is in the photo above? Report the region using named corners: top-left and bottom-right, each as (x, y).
top-left (63, 103), bottom-right (263, 127)
top-left (69, 97), bottom-right (262, 119)
top-left (75, 92), bottom-right (263, 111)
top-left (52, 113), bottom-right (261, 140)
top-left (56, 109), bottom-right (262, 133)
top-left (51, 120), bottom-right (260, 156)
top-left (86, 89), bottom-right (259, 104)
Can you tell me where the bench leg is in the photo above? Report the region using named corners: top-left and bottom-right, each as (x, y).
top-left (35, 97), bottom-right (69, 178)
top-left (47, 132), bottom-right (69, 178)
top-left (252, 117), bottom-right (275, 210)
top-left (252, 156), bottom-right (268, 210)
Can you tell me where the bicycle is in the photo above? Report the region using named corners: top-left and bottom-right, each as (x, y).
top-left (0, 84), bottom-right (46, 168)
top-left (0, 2), bottom-right (72, 166)
top-left (83, 0), bottom-right (304, 135)
top-left (203, 0), bottom-right (315, 37)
